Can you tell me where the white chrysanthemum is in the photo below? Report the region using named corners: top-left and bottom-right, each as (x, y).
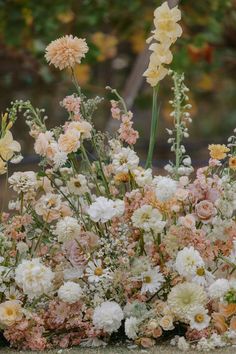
top-left (140, 266), bottom-right (164, 294)
top-left (131, 204), bottom-right (166, 232)
top-left (188, 306), bottom-right (210, 331)
top-left (54, 216), bottom-right (81, 243)
top-left (67, 174), bottom-right (89, 195)
top-left (208, 279), bottom-right (230, 299)
top-left (112, 147), bottom-right (139, 173)
top-left (87, 197), bottom-right (124, 223)
top-left (125, 317), bottom-right (139, 339)
top-left (85, 259), bottom-right (111, 283)
top-left (58, 281), bottom-right (82, 304)
top-left (93, 301), bottom-right (124, 334)
top-left (168, 282), bottom-right (207, 319)
top-left (133, 168), bottom-right (152, 187)
top-left (8, 171), bottom-right (37, 194)
top-left (175, 246), bottom-right (204, 278)
top-left (15, 258), bottom-right (54, 299)
top-left (153, 176), bottom-right (177, 202)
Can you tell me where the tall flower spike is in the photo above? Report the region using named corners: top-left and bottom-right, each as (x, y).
top-left (143, 1), bottom-right (182, 87)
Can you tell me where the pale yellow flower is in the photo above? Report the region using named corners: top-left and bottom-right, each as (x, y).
top-left (153, 2), bottom-right (182, 43)
top-left (143, 2), bottom-right (182, 87)
top-left (229, 156), bottom-right (236, 170)
top-left (0, 300), bottom-right (23, 327)
top-left (45, 35), bottom-right (89, 70)
top-left (143, 65), bottom-right (168, 87)
top-left (208, 144), bottom-right (230, 160)
top-left (0, 158), bottom-right (6, 175)
top-left (0, 130), bottom-right (21, 161)
top-left (149, 43), bottom-right (173, 65)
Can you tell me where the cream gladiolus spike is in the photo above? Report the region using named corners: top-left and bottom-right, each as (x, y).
top-left (143, 1), bottom-right (182, 87)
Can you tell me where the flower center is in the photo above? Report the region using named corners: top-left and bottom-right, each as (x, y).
top-left (196, 267), bottom-right (205, 276)
top-left (144, 276), bottom-right (152, 284)
top-left (195, 314), bottom-right (204, 323)
top-left (94, 267), bottom-right (103, 276)
top-left (6, 308), bottom-right (14, 316)
top-left (74, 181), bottom-right (81, 188)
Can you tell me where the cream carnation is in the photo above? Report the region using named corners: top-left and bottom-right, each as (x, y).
top-left (153, 176), bottom-right (177, 202)
top-left (15, 258), bottom-right (54, 299)
top-left (168, 282), bottom-right (207, 319)
top-left (125, 317), bottom-right (139, 339)
top-left (87, 197), bottom-right (124, 223)
top-left (54, 216), bottom-right (81, 243)
top-left (45, 35), bottom-right (88, 70)
top-left (8, 171), bottom-right (37, 194)
top-left (93, 301), bottom-right (124, 334)
top-left (58, 281), bottom-right (82, 304)
top-left (208, 279), bottom-right (230, 299)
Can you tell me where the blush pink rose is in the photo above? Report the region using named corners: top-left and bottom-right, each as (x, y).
top-left (195, 200), bottom-right (216, 223)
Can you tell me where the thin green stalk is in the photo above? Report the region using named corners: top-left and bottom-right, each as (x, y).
top-left (145, 85), bottom-right (159, 169)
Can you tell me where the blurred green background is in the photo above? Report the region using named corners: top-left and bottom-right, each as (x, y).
top-left (0, 0), bottom-right (236, 167)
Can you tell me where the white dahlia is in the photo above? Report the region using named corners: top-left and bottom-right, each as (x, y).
top-left (58, 281), bottom-right (82, 304)
top-left (93, 301), bottom-right (124, 334)
top-left (168, 282), bottom-right (207, 319)
top-left (15, 258), bottom-right (54, 299)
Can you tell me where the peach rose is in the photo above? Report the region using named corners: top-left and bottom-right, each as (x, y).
top-left (212, 312), bottom-right (228, 334)
top-left (230, 316), bottom-right (236, 331)
top-left (160, 315), bottom-right (174, 331)
top-left (195, 200), bottom-right (216, 223)
top-left (219, 303), bottom-right (236, 318)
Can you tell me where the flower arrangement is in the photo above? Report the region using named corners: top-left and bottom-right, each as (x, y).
top-left (0, 2), bottom-right (236, 351)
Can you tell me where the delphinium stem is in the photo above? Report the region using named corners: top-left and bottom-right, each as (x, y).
top-left (145, 85), bottom-right (159, 169)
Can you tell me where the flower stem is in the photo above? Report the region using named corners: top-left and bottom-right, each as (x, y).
top-left (145, 85), bottom-right (159, 169)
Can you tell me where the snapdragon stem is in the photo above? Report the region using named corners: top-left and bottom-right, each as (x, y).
top-left (145, 85), bottom-right (159, 169)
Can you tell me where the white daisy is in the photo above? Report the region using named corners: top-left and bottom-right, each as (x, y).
top-left (140, 266), bottom-right (164, 294)
top-left (188, 306), bottom-right (210, 331)
top-left (85, 259), bottom-right (111, 283)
